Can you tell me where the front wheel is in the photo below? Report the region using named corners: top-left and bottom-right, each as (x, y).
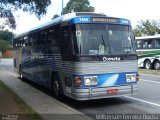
top-left (52, 75), bottom-right (62, 98)
top-left (144, 60), bottom-right (151, 69)
top-left (153, 60), bottom-right (160, 70)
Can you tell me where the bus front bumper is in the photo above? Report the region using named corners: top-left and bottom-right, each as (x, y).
top-left (71, 84), bottom-right (138, 100)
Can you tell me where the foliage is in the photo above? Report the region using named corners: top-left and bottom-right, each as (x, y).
top-left (0, 40), bottom-right (12, 53)
top-left (52, 14), bottom-right (60, 19)
top-left (134, 19), bottom-right (160, 37)
top-left (0, 30), bottom-right (13, 43)
top-left (63, 0), bottom-right (95, 14)
top-left (0, 0), bottom-right (51, 29)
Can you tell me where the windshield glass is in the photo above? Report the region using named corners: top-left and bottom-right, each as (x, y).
top-left (72, 24), bottom-right (136, 56)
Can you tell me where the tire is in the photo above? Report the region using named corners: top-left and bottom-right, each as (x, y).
top-left (52, 75), bottom-right (62, 98)
top-left (153, 60), bottom-right (160, 70)
top-left (144, 60), bottom-right (151, 69)
top-left (19, 67), bottom-right (25, 81)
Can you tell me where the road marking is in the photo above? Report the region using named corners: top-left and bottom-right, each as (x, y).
top-left (140, 79), bottom-right (160, 84)
top-left (0, 67), bottom-right (18, 77)
top-left (125, 96), bottom-right (160, 107)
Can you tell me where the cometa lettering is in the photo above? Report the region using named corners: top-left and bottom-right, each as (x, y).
top-left (103, 57), bottom-right (121, 61)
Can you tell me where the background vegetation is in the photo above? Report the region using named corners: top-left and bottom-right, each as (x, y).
top-left (134, 19), bottom-right (160, 37)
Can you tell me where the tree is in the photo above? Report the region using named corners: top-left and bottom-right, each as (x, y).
top-left (52, 14), bottom-right (60, 19)
top-left (63, 0), bottom-right (95, 14)
top-left (0, 0), bottom-right (51, 29)
top-left (134, 19), bottom-right (160, 37)
top-left (0, 40), bottom-right (12, 53)
top-left (0, 30), bottom-right (13, 43)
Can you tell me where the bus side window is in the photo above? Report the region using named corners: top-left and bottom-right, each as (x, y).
top-left (143, 41), bottom-right (148, 48)
top-left (40, 30), bottom-right (47, 44)
top-left (21, 37), bottom-right (25, 47)
top-left (59, 25), bottom-right (71, 55)
top-left (46, 26), bottom-right (61, 54)
top-left (137, 40), bottom-right (142, 49)
top-left (24, 36), bottom-right (29, 46)
top-left (147, 39), bottom-right (153, 48)
top-left (48, 28), bottom-right (57, 45)
top-left (13, 39), bottom-right (18, 48)
top-left (29, 33), bottom-right (37, 46)
top-left (155, 39), bottom-right (160, 48)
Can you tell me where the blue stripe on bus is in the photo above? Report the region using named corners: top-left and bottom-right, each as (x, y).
top-left (73, 72), bottom-right (137, 88)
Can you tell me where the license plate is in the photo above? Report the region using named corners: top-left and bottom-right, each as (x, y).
top-left (107, 89), bottom-right (118, 94)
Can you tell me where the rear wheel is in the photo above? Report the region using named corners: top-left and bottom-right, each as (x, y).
top-left (153, 60), bottom-right (160, 70)
top-left (144, 60), bottom-right (151, 69)
top-left (19, 67), bottom-right (25, 81)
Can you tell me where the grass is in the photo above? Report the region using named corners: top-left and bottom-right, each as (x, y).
top-left (0, 80), bottom-right (43, 120)
top-left (138, 68), bottom-right (160, 75)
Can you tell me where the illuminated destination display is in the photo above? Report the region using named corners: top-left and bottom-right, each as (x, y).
top-left (70, 17), bottom-right (131, 25)
top-left (92, 17), bottom-right (119, 23)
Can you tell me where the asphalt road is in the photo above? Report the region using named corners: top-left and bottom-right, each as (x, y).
top-left (0, 59), bottom-right (160, 120)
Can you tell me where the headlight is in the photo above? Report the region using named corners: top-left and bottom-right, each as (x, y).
top-left (84, 76), bottom-right (98, 86)
top-left (126, 74), bottom-right (136, 82)
top-left (85, 78), bottom-right (91, 86)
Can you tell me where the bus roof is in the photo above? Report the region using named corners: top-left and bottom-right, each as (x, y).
top-left (14, 12), bottom-right (130, 39)
top-left (135, 34), bottom-right (160, 40)
top-left (14, 12), bottom-right (106, 39)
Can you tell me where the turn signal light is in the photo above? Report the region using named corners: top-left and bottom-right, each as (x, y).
top-left (136, 73), bottom-right (139, 81)
top-left (73, 77), bottom-right (82, 87)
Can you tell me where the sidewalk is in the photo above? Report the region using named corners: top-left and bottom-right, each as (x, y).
top-left (0, 68), bottom-right (93, 120)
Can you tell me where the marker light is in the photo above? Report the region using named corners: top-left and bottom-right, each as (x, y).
top-left (136, 73), bottom-right (139, 81)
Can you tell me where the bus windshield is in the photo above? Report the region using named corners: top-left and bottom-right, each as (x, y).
top-left (72, 24), bottom-right (136, 56)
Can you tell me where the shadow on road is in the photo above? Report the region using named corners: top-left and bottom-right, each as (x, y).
top-left (18, 77), bottom-right (133, 112)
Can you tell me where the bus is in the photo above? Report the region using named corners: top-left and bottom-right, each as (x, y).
top-left (136, 35), bottom-right (160, 70)
top-left (13, 12), bottom-right (138, 100)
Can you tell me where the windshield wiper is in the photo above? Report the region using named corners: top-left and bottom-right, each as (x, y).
top-left (97, 35), bottom-right (107, 55)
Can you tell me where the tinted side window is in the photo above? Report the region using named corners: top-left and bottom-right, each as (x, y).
top-left (29, 33), bottom-right (37, 46)
top-left (38, 30), bottom-right (47, 44)
top-left (137, 40), bottom-right (143, 49)
top-left (155, 38), bottom-right (160, 48)
top-left (48, 28), bottom-right (57, 45)
top-left (59, 25), bottom-right (71, 55)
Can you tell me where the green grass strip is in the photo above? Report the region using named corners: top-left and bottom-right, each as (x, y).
top-left (138, 69), bottom-right (160, 75)
top-left (0, 80), bottom-right (43, 120)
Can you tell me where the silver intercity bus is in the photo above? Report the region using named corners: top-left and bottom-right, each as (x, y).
top-left (13, 12), bottom-right (139, 100)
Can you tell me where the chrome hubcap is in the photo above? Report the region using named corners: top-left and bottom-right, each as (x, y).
top-left (145, 62), bottom-right (151, 69)
top-left (20, 70), bottom-right (23, 79)
top-left (155, 62), bottom-right (160, 70)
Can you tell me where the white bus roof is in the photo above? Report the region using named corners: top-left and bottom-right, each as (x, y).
top-left (14, 12), bottom-right (106, 39)
top-left (135, 34), bottom-right (160, 40)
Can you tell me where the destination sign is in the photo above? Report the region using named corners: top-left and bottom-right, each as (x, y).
top-left (70, 17), bottom-right (130, 25)
top-left (92, 17), bottom-right (119, 23)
